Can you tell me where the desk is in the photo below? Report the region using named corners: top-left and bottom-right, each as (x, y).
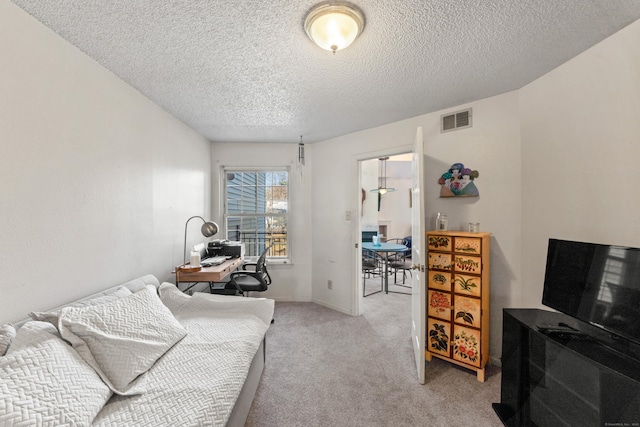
top-left (174, 257), bottom-right (243, 293)
top-left (362, 242), bottom-right (409, 294)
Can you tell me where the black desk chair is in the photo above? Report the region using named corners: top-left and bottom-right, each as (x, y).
top-left (228, 246), bottom-right (272, 296)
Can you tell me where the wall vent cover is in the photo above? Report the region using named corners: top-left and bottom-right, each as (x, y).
top-left (441, 108), bottom-right (472, 133)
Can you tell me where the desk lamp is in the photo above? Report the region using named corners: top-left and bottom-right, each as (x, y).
top-left (183, 216), bottom-right (219, 265)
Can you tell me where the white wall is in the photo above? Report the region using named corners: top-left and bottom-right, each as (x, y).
top-left (361, 159), bottom-right (378, 230)
top-left (0, 1), bottom-right (212, 324)
top-left (311, 121), bottom-right (419, 314)
top-left (425, 94), bottom-right (523, 358)
top-left (311, 91), bottom-right (522, 361)
top-left (519, 19), bottom-right (640, 308)
top-left (3, 0), bottom-right (638, 364)
top-left (360, 158), bottom-right (412, 239)
top-left (310, 18), bottom-right (640, 361)
top-left (379, 160), bottom-right (413, 240)
top-left (210, 142), bottom-right (313, 301)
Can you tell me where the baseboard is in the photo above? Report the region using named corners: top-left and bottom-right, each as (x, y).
top-left (263, 296), bottom-right (312, 303)
top-left (490, 356), bottom-right (502, 367)
top-left (311, 298), bottom-right (354, 316)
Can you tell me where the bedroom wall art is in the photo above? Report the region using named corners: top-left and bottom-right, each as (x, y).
top-left (438, 162), bottom-right (480, 197)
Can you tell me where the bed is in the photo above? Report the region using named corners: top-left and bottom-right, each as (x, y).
top-left (0, 274), bottom-right (274, 427)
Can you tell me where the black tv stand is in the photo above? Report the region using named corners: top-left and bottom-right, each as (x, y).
top-left (536, 323), bottom-right (593, 342)
top-left (493, 309), bottom-right (640, 427)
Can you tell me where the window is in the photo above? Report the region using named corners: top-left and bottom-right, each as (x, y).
top-left (223, 168), bottom-right (289, 261)
top-left (597, 247), bottom-right (626, 304)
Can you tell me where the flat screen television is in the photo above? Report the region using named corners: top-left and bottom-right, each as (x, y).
top-left (542, 238), bottom-right (640, 345)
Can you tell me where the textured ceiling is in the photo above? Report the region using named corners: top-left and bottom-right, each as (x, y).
top-left (11, 0), bottom-right (640, 144)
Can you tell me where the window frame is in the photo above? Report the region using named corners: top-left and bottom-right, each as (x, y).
top-left (222, 166), bottom-right (291, 264)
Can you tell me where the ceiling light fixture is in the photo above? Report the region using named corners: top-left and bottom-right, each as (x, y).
top-left (304, 2), bottom-right (365, 54)
top-left (371, 157), bottom-right (396, 195)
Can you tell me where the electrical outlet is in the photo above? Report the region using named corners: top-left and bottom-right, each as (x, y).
top-left (328, 280), bottom-right (333, 289)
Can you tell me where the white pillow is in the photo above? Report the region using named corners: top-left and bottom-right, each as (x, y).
top-left (5, 321), bottom-right (60, 355)
top-left (58, 285), bottom-right (187, 395)
top-left (0, 321), bottom-right (112, 426)
top-left (0, 324), bottom-right (16, 356)
top-left (29, 286), bottom-right (133, 325)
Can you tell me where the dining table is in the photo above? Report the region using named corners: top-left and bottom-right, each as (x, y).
top-left (362, 241), bottom-right (409, 294)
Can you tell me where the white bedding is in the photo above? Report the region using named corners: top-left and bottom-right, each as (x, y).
top-left (92, 284), bottom-right (274, 427)
top-left (1, 322), bottom-right (112, 426)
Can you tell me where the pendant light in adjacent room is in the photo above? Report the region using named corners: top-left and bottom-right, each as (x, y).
top-left (370, 157), bottom-right (396, 195)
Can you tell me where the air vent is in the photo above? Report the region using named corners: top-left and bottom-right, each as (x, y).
top-left (441, 108), bottom-right (472, 133)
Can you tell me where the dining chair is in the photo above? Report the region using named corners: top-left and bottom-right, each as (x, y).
top-left (387, 237), bottom-right (412, 286)
top-left (362, 248), bottom-right (383, 297)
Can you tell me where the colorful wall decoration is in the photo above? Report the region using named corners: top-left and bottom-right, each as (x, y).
top-left (438, 162), bottom-right (479, 197)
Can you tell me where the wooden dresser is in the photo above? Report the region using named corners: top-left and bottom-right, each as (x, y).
top-left (425, 231), bottom-right (491, 381)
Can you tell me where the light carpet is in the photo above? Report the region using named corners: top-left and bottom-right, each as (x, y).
top-left (245, 285), bottom-right (503, 426)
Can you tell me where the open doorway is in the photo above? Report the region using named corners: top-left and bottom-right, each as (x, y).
top-left (358, 153), bottom-right (413, 312)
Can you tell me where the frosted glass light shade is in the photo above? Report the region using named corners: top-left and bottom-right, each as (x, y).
top-left (370, 156), bottom-right (396, 193)
top-left (304, 2), bottom-right (365, 53)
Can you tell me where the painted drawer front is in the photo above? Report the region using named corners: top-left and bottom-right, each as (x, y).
top-left (454, 255), bottom-right (481, 274)
top-left (427, 235), bottom-right (452, 251)
top-left (428, 290), bottom-right (452, 320)
top-left (453, 273), bottom-right (481, 297)
top-left (428, 252), bottom-right (452, 270)
top-left (454, 295), bottom-right (481, 328)
top-left (428, 270), bottom-right (451, 291)
top-left (454, 237), bottom-right (482, 255)
top-left (427, 319), bottom-right (451, 358)
top-left (452, 325), bottom-right (481, 367)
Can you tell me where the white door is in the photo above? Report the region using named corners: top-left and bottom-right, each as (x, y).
top-left (411, 126), bottom-right (426, 384)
